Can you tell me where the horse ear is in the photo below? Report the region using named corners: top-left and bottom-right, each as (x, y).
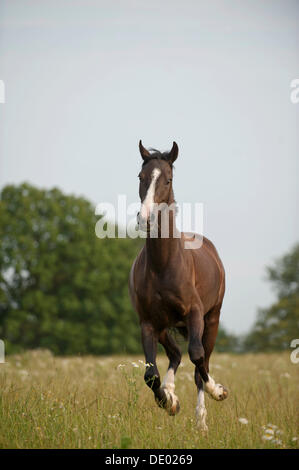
top-left (168, 141), bottom-right (179, 164)
top-left (139, 140), bottom-right (151, 160)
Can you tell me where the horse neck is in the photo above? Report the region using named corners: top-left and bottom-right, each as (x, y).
top-left (145, 198), bottom-right (182, 272)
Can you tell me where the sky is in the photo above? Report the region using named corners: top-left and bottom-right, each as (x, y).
top-left (0, 0), bottom-right (298, 334)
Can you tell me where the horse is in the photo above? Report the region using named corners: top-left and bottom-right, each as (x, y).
top-left (129, 140), bottom-right (228, 431)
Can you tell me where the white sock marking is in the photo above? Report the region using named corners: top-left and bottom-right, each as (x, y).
top-left (161, 367), bottom-right (179, 412)
top-left (196, 387), bottom-right (208, 431)
top-left (204, 374), bottom-right (227, 401)
top-left (162, 367), bottom-right (175, 393)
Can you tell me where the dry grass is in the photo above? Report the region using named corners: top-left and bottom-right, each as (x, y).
top-left (0, 350), bottom-right (298, 449)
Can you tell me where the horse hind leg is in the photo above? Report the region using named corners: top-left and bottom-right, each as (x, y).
top-left (187, 306), bottom-right (210, 430)
top-left (157, 329), bottom-right (181, 416)
top-left (202, 305), bottom-right (228, 401)
top-left (195, 373), bottom-right (208, 432)
top-left (187, 305), bottom-right (227, 431)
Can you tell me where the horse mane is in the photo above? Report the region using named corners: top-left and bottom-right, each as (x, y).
top-left (142, 149), bottom-right (175, 168)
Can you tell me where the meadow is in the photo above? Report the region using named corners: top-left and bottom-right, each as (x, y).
top-left (0, 349), bottom-right (298, 449)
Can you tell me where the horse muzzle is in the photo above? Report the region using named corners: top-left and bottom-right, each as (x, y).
top-left (137, 211), bottom-right (156, 232)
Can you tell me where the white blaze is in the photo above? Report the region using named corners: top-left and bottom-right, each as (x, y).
top-left (140, 168), bottom-right (161, 220)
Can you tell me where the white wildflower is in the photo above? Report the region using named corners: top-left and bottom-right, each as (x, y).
top-left (262, 434), bottom-right (274, 441)
top-left (262, 428), bottom-right (275, 441)
top-left (266, 423), bottom-right (278, 430)
top-left (238, 417), bottom-right (248, 425)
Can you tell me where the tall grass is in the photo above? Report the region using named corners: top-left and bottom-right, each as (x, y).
top-left (0, 350), bottom-right (298, 449)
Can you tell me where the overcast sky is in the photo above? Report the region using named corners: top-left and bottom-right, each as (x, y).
top-left (0, 0), bottom-right (298, 334)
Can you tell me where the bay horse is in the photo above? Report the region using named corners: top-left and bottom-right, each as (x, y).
top-left (129, 141), bottom-right (228, 430)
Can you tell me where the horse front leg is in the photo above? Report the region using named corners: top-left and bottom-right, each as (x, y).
top-left (158, 329), bottom-right (181, 415)
top-left (140, 322), bottom-right (168, 409)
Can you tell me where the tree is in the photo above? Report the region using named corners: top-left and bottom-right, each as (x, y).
top-left (215, 325), bottom-right (241, 353)
top-left (244, 244), bottom-right (299, 352)
top-left (0, 183), bottom-right (143, 355)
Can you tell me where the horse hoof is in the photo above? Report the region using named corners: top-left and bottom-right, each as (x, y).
top-left (221, 386), bottom-right (228, 400)
top-left (163, 388), bottom-right (180, 416)
top-left (206, 383), bottom-right (228, 401)
top-left (155, 389), bottom-right (180, 415)
top-left (168, 396), bottom-right (180, 416)
top-left (155, 395), bottom-right (166, 409)
top-left (216, 385), bottom-right (228, 401)
top-left (197, 422), bottom-right (208, 433)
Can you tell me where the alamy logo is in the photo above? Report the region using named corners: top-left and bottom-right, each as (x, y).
top-left (95, 196), bottom-right (204, 249)
top-left (0, 80), bottom-right (5, 104)
top-left (290, 339), bottom-right (299, 364)
top-left (290, 78), bottom-right (299, 104)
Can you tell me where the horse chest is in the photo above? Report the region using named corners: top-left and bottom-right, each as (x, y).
top-left (136, 276), bottom-right (190, 324)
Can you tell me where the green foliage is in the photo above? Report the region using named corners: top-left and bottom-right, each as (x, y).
top-left (0, 183), bottom-right (143, 355)
top-left (244, 244), bottom-right (299, 352)
top-left (4, 183), bottom-right (296, 356)
top-left (215, 325), bottom-right (240, 353)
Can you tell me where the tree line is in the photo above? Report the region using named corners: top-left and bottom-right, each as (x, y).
top-left (0, 183), bottom-right (298, 355)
